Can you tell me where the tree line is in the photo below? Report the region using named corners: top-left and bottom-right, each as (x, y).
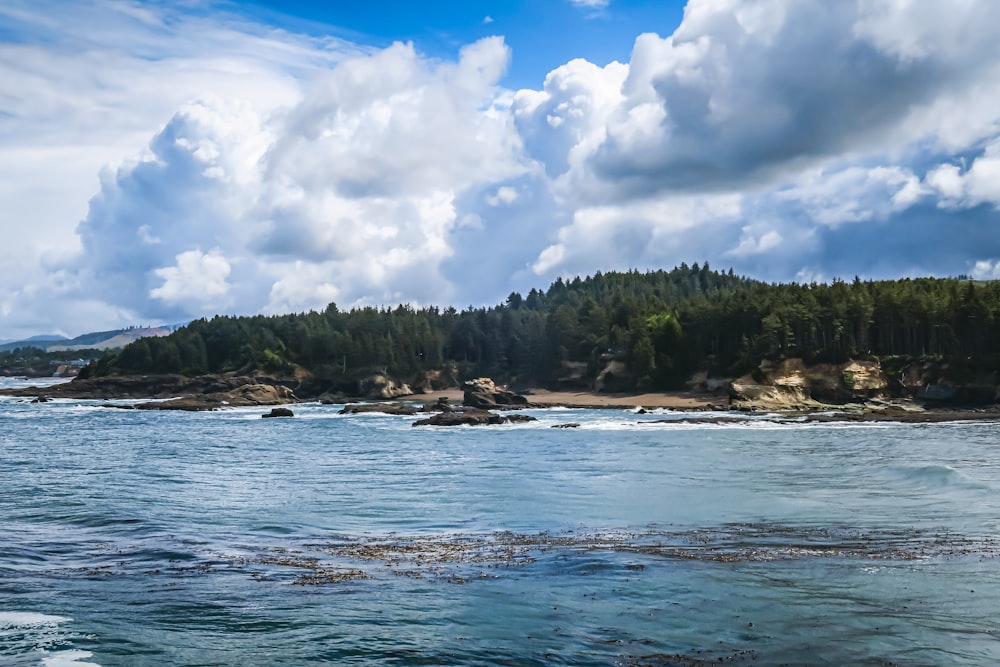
top-left (79, 265), bottom-right (1000, 392)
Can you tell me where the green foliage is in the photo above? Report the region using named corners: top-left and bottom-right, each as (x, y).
top-left (842, 371), bottom-right (856, 389)
top-left (0, 346), bottom-right (104, 375)
top-left (78, 268), bottom-right (1000, 393)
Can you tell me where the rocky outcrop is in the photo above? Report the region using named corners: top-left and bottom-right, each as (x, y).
top-left (262, 407), bottom-right (294, 418)
top-left (358, 374), bottom-right (413, 400)
top-left (133, 383), bottom-right (297, 412)
top-left (896, 360), bottom-right (999, 405)
top-left (421, 396), bottom-right (454, 412)
top-left (339, 402), bottom-right (420, 416)
top-left (727, 358), bottom-right (890, 410)
top-left (318, 391), bottom-right (348, 404)
top-left (594, 360), bottom-right (632, 393)
top-left (0, 373), bottom-right (281, 401)
top-left (462, 377), bottom-right (530, 409)
top-left (411, 368), bottom-right (458, 394)
top-left (555, 361), bottom-right (590, 390)
top-left (725, 357), bottom-right (998, 410)
top-left (412, 407), bottom-right (537, 427)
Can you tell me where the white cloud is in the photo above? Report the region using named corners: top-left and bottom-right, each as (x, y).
top-left (776, 166), bottom-right (926, 227)
top-left (4, 0), bottom-right (1000, 338)
top-left (150, 249), bottom-right (233, 311)
top-left (727, 228), bottom-right (783, 257)
top-left (514, 0), bottom-right (1000, 205)
top-left (38, 31), bottom-right (526, 328)
top-left (569, 0), bottom-right (611, 8)
top-left (925, 137), bottom-right (1000, 209)
top-left (486, 186), bottom-right (519, 206)
top-left (970, 260), bottom-right (1000, 280)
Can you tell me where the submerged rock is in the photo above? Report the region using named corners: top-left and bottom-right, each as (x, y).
top-left (262, 407), bottom-right (294, 418)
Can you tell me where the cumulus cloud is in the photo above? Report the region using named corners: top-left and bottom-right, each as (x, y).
top-left (971, 260), bottom-right (1000, 280)
top-left (150, 249), bottom-right (233, 311)
top-left (517, 0), bottom-right (1000, 284)
top-left (925, 137), bottom-right (1000, 209)
top-left (4, 0), bottom-right (1000, 338)
top-left (50, 32), bottom-right (526, 326)
top-left (523, 0), bottom-right (1000, 201)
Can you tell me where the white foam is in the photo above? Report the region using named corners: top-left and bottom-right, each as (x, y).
top-left (0, 612), bottom-right (70, 628)
top-left (42, 650), bottom-right (101, 667)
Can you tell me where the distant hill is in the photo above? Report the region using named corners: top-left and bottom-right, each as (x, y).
top-left (0, 324), bottom-right (187, 353)
top-left (23, 334), bottom-right (70, 342)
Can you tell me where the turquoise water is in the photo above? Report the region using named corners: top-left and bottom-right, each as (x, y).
top-left (2, 380), bottom-right (1000, 665)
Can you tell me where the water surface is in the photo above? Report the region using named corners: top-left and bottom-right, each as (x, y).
top-left (2, 382), bottom-right (999, 665)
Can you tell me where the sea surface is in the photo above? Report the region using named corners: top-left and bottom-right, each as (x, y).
top-left (2, 377), bottom-right (1000, 666)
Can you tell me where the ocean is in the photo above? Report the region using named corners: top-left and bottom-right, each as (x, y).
top-left (2, 378), bottom-right (999, 665)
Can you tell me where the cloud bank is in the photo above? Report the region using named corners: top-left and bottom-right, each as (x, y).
top-left (3, 0), bottom-right (1000, 337)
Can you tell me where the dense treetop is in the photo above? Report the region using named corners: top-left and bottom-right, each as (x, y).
top-left (80, 265), bottom-right (1000, 393)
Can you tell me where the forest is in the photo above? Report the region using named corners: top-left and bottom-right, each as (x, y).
top-left (79, 264), bottom-right (1000, 393)
top-left (1, 347), bottom-right (104, 377)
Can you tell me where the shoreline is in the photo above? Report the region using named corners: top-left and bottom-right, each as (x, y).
top-left (409, 388), bottom-right (723, 411)
top-left (412, 388), bottom-right (1000, 423)
top-left (3, 376), bottom-right (999, 423)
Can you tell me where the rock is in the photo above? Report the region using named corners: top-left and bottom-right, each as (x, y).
top-left (728, 378), bottom-right (816, 411)
top-left (229, 384), bottom-right (297, 406)
top-left (411, 368), bottom-right (458, 394)
top-left (422, 396), bottom-right (453, 412)
top-left (551, 423), bottom-right (580, 428)
top-left (505, 414), bottom-right (538, 423)
top-left (413, 408), bottom-right (505, 427)
top-left (358, 374), bottom-right (413, 400)
top-left (555, 360), bottom-right (590, 389)
top-left (412, 406), bottom-right (538, 426)
top-left (339, 402), bottom-right (420, 416)
top-left (0, 373), bottom-right (287, 401)
top-left (917, 383), bottom-right (958, 402)
top-left (30, 395), bottom-right (51, 403)
top-left (262, 407), bottom-right (294, 418)
top-left (462, 377), bottom-right (530, 409)
top-left (594, 360), bottom-right (632, 393)
top-left (133, 383), bottom-right (297, 412)
top-left (318, 391), bottom-right (347, 405)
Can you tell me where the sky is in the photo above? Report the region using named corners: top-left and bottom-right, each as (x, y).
top-left (2, 0), bottom-right (1000, 339)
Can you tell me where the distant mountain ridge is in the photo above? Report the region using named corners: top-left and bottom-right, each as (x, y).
top-left (0, 323), bottom-right (188, 353)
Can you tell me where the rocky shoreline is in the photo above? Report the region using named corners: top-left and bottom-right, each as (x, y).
top-left (2, 368), bottom-right (999, 424)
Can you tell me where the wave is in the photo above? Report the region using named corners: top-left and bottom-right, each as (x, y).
top-left (892, 464), bottom-right (992, 491)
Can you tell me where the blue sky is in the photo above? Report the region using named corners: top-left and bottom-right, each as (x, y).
top-left (237, 0), bottom-right (686, 89)
top-left (1, 0), bottom-right (1000, 338)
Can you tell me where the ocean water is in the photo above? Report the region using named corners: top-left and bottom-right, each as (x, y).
top-left (2, 379), bottom-right (1000, 666)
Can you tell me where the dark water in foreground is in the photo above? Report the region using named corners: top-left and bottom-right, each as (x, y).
top-left (2, 380), bottom-right (1000, 665)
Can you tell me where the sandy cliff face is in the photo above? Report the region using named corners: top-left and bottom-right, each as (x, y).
top-left (727, 357), bottom-right (998, 410)
top-left (729, 358), bottom-right (890, 410)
